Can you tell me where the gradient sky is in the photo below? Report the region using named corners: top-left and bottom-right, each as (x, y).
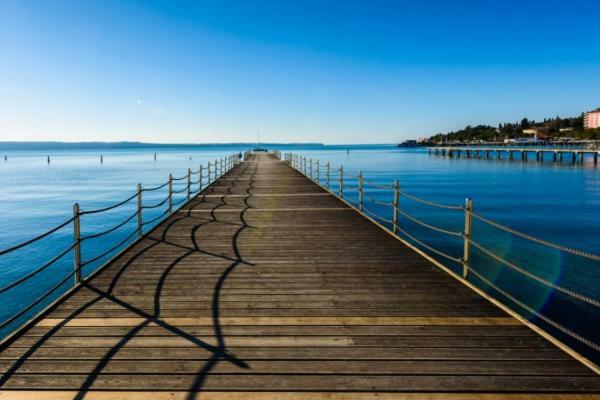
top-left (1, 0), bottom-right (600, 144)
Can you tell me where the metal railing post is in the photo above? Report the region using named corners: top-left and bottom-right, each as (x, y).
top-left (73, 203), bottom-right (81, 285)
top-left (187, 168), bottom-right (192, 200)
top-left (168, 174), bottom-right (173, 213)
top-left (326, 162), bottom-right (330, 190)
top-left (462, 198), bottom-right (473, 278)
top-left (316, 160), bottom-right (320, 184)
top-left (208, 162), bottom-right (211, 182)
top-left (199, 165), bottom-right (203, 191)
top-left (309, 159), bottom-right (313, 180)
top-left (137, 183), bottom-right (142, 238)
top-left (358, 171), bottom-right (363, 211)
top-left (339, 166), bottom-right (344, 198)
top-left (393, 180), bottom-right (399, 234)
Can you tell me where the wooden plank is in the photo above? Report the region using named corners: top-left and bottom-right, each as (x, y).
top-left (32, 316), bottom-right (521, 327)
top-left (1, 360), bottom-right (592, 375)
top-left (2, 374), bottom-right (600, 391)
top-left (1, 392), bottom-right (599, 400)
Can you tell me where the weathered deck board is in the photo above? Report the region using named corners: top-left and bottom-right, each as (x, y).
top-left (0, 152), bottom-right (598, 399)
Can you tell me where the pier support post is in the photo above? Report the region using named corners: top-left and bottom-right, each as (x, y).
top-left (339, 166), bottom-right (344, 198)
top-left (358, 171), bottom-right (363, 211)
top-left (73, 203), bottom-right (82, 285)
top-left (199, 165), bottom-right (203, 191)
top-left (393, 180), bottom-right (399, 234)
top-left (553, 152), bottom-right (557, 162)
top-left (137, 184), bottom-right (142, 238)
top-left (316, 160), bottom-right (320, 183)
top-left (187, 168), bottom-right (192, 200)
top-left (595, 153), bottom-right (598, 165)
top-left (462, 198), bottom-right (473, 279)
top-left (168, 174), bottom-right (173, 213)
top-left (326, 162), bottom-right (330, 191)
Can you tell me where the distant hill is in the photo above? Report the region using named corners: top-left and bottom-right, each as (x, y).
top-left (430, 114), bottom-right (600, 142)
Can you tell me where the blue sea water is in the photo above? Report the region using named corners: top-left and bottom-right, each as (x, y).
top-left (0, 144), bottom-right (598, 362)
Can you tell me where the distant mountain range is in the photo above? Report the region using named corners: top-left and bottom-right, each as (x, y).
top-left (0, 141), bottom-right (326, 150)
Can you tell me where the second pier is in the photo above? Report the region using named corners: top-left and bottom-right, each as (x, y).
top-left (429, 147), bottom-right (600, 165)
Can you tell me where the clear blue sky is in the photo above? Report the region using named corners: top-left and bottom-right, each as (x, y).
top-left (1, 0), bottom-right (599, 144)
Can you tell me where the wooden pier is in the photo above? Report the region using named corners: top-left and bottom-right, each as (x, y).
top-left (430, 147), bottom-right (600, 165)
top-left (0, 152), bottom-right (598, 398)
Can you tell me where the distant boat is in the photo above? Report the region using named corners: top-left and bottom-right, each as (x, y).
top-left (253, 147), bottom-right (268, 152)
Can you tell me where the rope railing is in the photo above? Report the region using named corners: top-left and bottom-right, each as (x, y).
top-left (141, 195), bottom-right (170, 210)
top-left (0, 217), bottom-right (75, 256)
top-left (395, 223), bottom-right (463, 264)
top-left (171, 196), bottom-right (187, 207)
top-left (80, 210), bottom-right (139, 241)
top-left (471, 211), bottom-right (600, 262)
top-left (399, 190), bottom-right (463, 210)
top-left (362, 177), bottom-right (394, 189)
top-left (0, 243), bottom-right (75, 295)
top-left (171, 186), bottom-right (189, 194)
top-left (140, 208), bottom-right (170, 227)
top-left (363, 205), bottom-right (393, 224)
top-left (0, 153), bottom-right (239, 335)
top-left (470, 239), bottom-right (600, 308)
top-left (141, 181), bottom-right (170, 192)
top-left (468, 267), bottom-right (600, 352)
top-left (363, 192), bottom-right (394, 207)
top-left (78, 192), bottom-right (138, 216)
top-left (397, 208), bottom-right (463, 237)
top-left (0, 268), bottom-right (78, 330)
top-left (80, 227), bottom-right (139, 267)
top-left (285, 151), bottom-right (599, 353)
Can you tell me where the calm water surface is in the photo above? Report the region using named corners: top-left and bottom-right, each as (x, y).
top-left (0, 145), bottom-right (598, 361)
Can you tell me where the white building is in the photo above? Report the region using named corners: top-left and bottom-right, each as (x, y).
top-left (584, 108), bottom-right (600, 129)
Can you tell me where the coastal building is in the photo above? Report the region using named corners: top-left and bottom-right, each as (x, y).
top-left (584, 108), bottom-right (600, 129)
top-left (521, 127), bottom-right (551, 140)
